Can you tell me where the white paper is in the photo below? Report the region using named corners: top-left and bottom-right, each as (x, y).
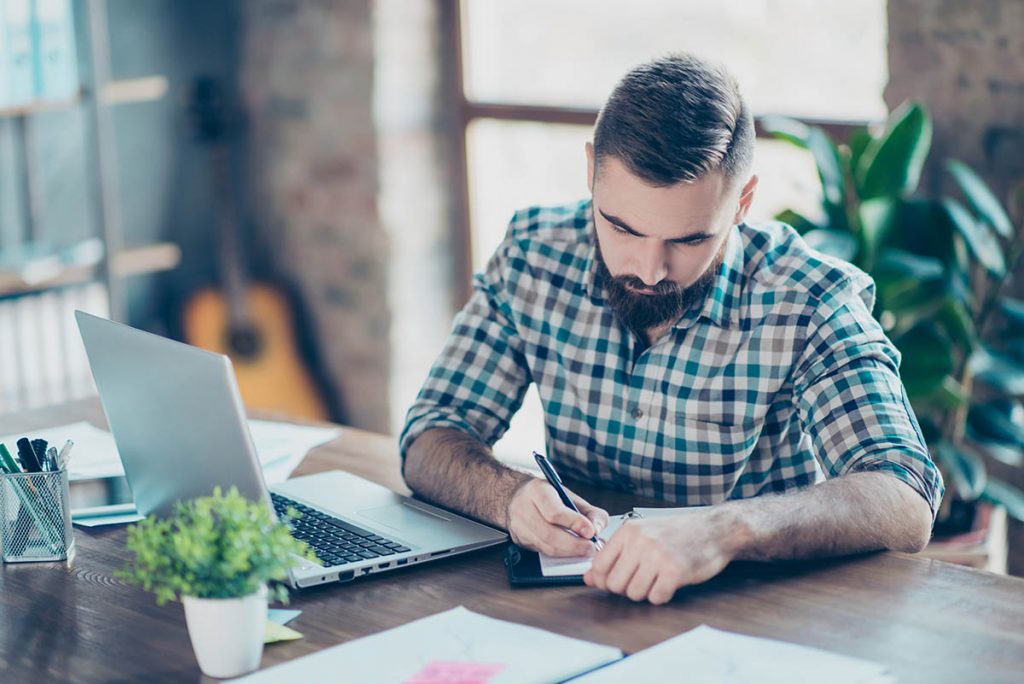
top-left (232, 606), bottom-right (622, 684)
top-left (72, 512), bottom-right (144, 527)
top-left (573, 625), bottom-right (892, 684)
top-left (538, 515), bottom-right (627, 577)
top-left (538, 507), bottom-right (703, 577)
top-left (0, 420), bottom-right (341, 484)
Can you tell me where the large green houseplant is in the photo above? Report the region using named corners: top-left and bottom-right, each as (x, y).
top-left (762, 102), bottom-right (1024, 535)
top-left (117, 487), bottom-right (314, 678)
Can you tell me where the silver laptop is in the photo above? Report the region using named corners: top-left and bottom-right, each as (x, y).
top-left (75, 311), bottom-right (506, 588)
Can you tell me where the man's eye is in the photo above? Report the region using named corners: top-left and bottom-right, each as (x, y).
top-left (673, 237), bottom-right (708, 247)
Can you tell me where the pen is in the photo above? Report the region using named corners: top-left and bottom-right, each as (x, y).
top-left (46, 446), bottom-right (59, 473)
top-left (57, 440), bottom-right (74, 470)
top-left (31, 439), bottom-right (49, 471)
top-left (532, 451), bottom-right (603, 549)
top-left (0, 442), bottom-right (21, 474)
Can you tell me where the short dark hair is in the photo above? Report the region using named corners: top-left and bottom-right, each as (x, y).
top-left (593, 53), bottom-right (754, 186)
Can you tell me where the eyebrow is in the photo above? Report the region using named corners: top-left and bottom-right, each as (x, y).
top-left (598, 209), bottom-right (715, 243)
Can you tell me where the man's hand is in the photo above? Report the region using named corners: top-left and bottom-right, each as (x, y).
top-left (507, 479), bottom-right (610, 557)
top-left (583, 509), bottom-right (740, 605)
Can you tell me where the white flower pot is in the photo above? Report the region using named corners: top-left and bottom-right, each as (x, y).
top-left (182, 584), bottom-right (267, 679)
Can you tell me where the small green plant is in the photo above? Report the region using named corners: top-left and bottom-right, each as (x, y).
top-left (116, 487), bottom-right (315, 605)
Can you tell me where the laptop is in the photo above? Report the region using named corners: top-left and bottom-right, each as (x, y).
top-left (75, 311), bottom-right (507, 588)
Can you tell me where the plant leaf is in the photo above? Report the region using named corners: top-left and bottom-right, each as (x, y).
top-left (847, 128), bottom-right (873, 184)
top-left (761, 116), bottom-right (846, 209)
top-left (801, 228), bottom-right (859, 263)
top-left (942, 198), bottom-right (1006, 276)
top-left (857, 197), bottom-right (896, 267)
top-left (935, 440), bottom-right (987, 501)
top-left (857, 101), bottom-right (932, 199)
top-left (775, 209), bottom-right (824, 235)
top-left (946, 159), bottom-right (1013, 238)
top-left (1001, 298), bottom-right (1024, 330)
top-left (967, 400), bottom-right (1024, 448)
top-left (981, 479), bottom-right (1024, 522)
top-left (970, 347), bottom-right (1024, 395)
top-left (896, 324), bottom-right (955, 398)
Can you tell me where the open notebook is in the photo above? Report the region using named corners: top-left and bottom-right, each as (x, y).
top-left (539, 506), bottom-right (702, 578)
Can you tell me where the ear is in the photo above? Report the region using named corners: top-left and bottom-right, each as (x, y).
top-left (733, 174), bottom-right (758, 224)
top-left (586, 141), bottom-right (595, 194)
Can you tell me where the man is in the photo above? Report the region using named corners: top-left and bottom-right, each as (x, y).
top-left (400, 54), bottom-right (943, 605)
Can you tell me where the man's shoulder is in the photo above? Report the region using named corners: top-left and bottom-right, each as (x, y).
top-left (493, 200), bottom-right (593, 284)
top-left (738, 221), bottom-right (875, 314)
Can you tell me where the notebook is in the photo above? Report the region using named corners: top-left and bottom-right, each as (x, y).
top-left (538, 506), bottom-right (702, 578)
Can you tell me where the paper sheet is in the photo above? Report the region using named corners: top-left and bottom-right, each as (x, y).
top-left (264, 621), bottom-right (303, 644)
top-left (0, 419), bottom-right (340, 484)
top-left (2, 420), bottom-right (341, 527)
top-left (232, 606), bottom-right (623, 684)
top-left (572, 625), bottom-right (894, 684)
top-left (267, 609), bottom-right (302, 625)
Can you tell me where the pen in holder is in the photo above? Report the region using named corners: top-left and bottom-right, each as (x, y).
top-left (1, 465), bottom-right (75, 562)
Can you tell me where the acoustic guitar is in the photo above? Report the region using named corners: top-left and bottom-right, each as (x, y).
top-left (181, 77), bottom-right (333, 421)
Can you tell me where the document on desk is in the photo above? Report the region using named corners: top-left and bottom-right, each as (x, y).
top-left (4, 420), bottom-right (341, 526)
top-left (231, 606), bottom-right (623, 684)
top-left (538, 507), bottom-right (701, 577)
top-left (0, 420), bottom-right (340, 484)
top-left (572, 625), bottom-right (894, 684)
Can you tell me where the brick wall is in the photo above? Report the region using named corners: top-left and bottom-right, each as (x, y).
top-left (888, 0), bottom-right (1024, 575)
top-left (240, 0), bottom-right (390, 431)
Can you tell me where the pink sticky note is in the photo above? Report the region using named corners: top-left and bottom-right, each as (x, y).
top-left (405, 660), bottom-right (505, 684)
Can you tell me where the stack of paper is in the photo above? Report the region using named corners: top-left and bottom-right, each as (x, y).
top-left (232, 606), bottom-right (623, 683)
top-left (0, 420), bottom-right (341, 526)
top-left (573, 625), bottom-right (894, 683)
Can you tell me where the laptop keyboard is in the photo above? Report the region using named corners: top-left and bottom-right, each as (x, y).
top-left (271, 492), bottom-right (411, 567)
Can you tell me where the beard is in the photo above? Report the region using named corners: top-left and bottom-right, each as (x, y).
top-left (595, 241), bottom-right (723, 336)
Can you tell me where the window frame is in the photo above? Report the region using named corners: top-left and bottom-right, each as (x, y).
top-left (441, 0), bottom-right (873, 308)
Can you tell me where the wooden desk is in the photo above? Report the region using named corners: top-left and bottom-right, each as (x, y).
top-left (2, 399), bottom-right (1022, 683)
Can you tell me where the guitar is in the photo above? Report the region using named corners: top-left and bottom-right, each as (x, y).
top-left (181, 77), bottom-right (335, 422)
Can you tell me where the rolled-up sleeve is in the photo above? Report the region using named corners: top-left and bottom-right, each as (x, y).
top-left (793, 279), bottom-right (945, 520)
top-left (399, 238), bottom-right (531, 467)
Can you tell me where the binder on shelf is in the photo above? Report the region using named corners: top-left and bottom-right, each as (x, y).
top-left (34, 0), bottom-right (78, 100)
top-left (3, 0), bottom-right (35, 106)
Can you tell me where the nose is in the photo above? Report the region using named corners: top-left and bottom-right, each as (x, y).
top-left (634, 240), bottom-right (670, 287)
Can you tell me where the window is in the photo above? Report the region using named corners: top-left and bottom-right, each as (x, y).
top-left (445, 0), bottom-right (888, 460)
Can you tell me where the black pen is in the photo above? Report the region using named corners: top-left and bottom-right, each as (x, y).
top-left (532, 451), bottom-right (602, 548)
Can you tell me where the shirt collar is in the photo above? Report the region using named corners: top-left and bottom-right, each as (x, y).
top-left (681, 223), bottom-right (744, 330)
top-left (582, 202), bottom-right (744, 330)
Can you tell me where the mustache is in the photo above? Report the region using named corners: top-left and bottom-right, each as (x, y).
top-left (611, 274), bottom-right (682, 297)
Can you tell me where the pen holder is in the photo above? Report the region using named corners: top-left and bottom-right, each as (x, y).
top-left (1, 467), bottom-right (75, 563)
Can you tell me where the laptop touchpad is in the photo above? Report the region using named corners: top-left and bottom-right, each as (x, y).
top-left (357, 503), bottom-right (451, 531)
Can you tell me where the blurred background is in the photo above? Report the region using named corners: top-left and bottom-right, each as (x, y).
top-left (0, 1), bottom-right (1021, 573)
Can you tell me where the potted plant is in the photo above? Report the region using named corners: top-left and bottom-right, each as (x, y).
top-left (116, 486), bottom-right (314, 678)
top-left (762, 103), bottom-right (1024, 561)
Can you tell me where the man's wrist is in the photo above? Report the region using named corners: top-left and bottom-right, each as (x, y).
top-left (503, 472), bottom-right (535, 530)
top-left (713, 502), bottom-right (754, 561)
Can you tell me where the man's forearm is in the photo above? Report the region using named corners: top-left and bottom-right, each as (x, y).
top-left (403, 428), bottom-right (531, 529)
top-left (718, 471), bottom-right (934, 562)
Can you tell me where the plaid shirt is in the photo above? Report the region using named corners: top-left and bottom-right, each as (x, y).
top-left (401, 200), bottom-right (943, 518)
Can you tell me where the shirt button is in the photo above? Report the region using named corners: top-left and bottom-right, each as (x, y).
top-left (631, 407), bottom-right (644, 419)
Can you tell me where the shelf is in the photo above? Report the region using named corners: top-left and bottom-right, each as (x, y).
top-left (0, 93), bottom-right (82, 119)
top-left (0, 242), bottom-right (181, 299)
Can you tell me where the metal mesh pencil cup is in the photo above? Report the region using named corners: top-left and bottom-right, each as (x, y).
top-left (1, 467), bottom-right (74, 562)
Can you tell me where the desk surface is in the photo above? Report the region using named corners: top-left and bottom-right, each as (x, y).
top-left (1, 399), bottom-right (1022, 683)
